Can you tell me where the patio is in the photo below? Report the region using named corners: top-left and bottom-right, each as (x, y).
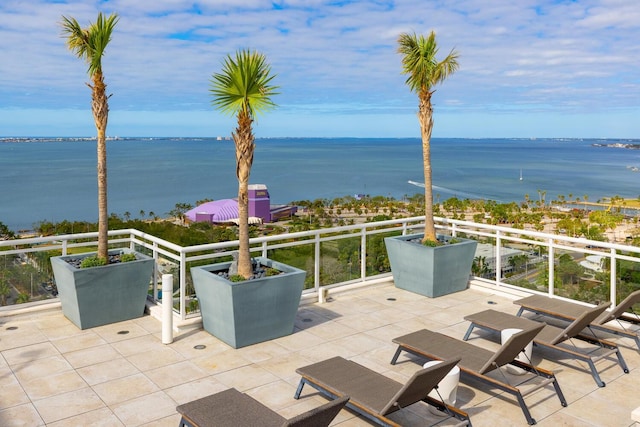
top-left (1, 280), bottom-right (639, 426)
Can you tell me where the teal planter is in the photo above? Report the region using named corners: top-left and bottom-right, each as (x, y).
top-left (384, 234), bottom-right (478, 298)
top-left (51, 249), bottom-right (154, 329)
top-left (191, 257), bottom-right (306, 348)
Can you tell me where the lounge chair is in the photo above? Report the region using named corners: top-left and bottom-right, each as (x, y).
top-left (176, 387), bottom-right (349, 427)
top-left (514, 291), bottom-right (640, 349)
top-left (295, 356), bottom-right (471, 427)
top-left (463, 302), bottom-right (629, 388)
top-left (391, 323), bottom-right (566, 425)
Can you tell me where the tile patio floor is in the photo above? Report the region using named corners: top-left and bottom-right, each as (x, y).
top-left (1, 280), bottom-right (639, 426)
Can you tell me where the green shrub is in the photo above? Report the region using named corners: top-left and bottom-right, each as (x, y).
top-left (80, 256), bottom-right (107, 268)
top-left (265, 267), bottom-right (281, 276)
top-left (119, 253), bottom-right (137, 263)
top-left (229, 274), bottom-right (245, 282)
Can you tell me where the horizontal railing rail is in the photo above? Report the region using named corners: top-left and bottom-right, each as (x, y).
top-left (1, 216), bottom-right (638, 320)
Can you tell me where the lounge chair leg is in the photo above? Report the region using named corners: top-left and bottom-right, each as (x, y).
top-left (552, 376), bottom-right (568, 407)
top-left (515, 392), bottom-right (536, 425)
top-left (462, 323), bottom-right (476, 341)
top-left (294, 379), bottom-right (306, 399)
top-left (516, 307), bottom-right (525, 316)
top-left (390, 346), bottom-right (403, 365)
top-left (587, 359), bottom-right (606, 387)
top-left (615, 348), bottom-right (630, 373)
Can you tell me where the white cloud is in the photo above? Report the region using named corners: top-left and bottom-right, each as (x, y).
top-left (0, 0), bottom-right (638, 137)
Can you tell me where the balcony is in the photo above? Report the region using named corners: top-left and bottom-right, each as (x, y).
top-left (1, 217), bottom-right (639, 425)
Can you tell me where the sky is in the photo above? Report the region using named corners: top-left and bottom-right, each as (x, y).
top-left (0, 0), bottom-right (638, 138)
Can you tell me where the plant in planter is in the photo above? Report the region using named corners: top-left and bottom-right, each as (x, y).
top-left (51, 13), bottom-right (153, 328)
top-left (191, 49), bottom-right (305, 348)
top-left (385, 31), bottom-right (477, 297)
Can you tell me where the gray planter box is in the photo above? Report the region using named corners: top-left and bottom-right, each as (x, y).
top-left (384, 233), bottom-right (478, 298)
top-left (191, 257), bottom-right (306, 348)
top-left (51, 249), bottom-right (154, 329)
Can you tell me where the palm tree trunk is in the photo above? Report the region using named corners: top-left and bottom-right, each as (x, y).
top-left (234, 110), bottom-right (255, 278)
top-left (91, 72), bottom-right (109, 260)
top-left (419, 90), bottom-right (437, 243)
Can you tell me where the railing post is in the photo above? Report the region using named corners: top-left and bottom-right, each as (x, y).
top-left (314, 233), bottom-right (321, 296)
top-left (152, 242), bottom-right (159, 301)
top-left (360, 228), bottom-right (367, 280)
top-left (548, 239), bottom-right (555, 297)
top-left (180, 252), bottom-right (187, 320)
top-left (495, 231), bottom-right (502, 284)
top-left (162, 274), bottom-right (173, 344)
top-left (610, 248), bottom-right (617, 306)
top-left (261, 241), bottom-right (268, 258)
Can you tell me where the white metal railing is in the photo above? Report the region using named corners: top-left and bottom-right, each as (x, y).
top-left (1, 216), bottom-right (638, 320)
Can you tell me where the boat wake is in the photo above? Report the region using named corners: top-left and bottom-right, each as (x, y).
top-left (408, 180), bottom-right (498, 201)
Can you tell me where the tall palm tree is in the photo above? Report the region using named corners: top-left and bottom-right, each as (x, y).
top-left (210, 49), bottom-right (278, 279)
top-left (398, 31), bottom-right (459, 243)
top-left (61, 12), bottom-right (119, 262)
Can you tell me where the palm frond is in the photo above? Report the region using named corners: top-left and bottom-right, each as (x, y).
top-left (210, 49), bottom-right (279, 119)
top-left (60, 12), bottom-right (119, 76)
top-left (397, 31), bottom-right (459, 94)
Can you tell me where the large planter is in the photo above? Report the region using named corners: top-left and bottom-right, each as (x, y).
top-left (384, 233), bottom-right (478, 298)
top-left (191, 257), bottom-right (306, 348)
top-left (51, 249), bottom-right (154, 329)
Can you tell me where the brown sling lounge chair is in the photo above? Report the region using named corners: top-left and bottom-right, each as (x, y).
top-left (514, 290), bottom-right (640, 349)
top-left (463, 302), bottom-right (629, 388)
top-left (176, 387), bottom-right (349, 427)
top-left (391, 323), bottom-right (566, 425)
top-left (295, 356), bottom-right (471, 427)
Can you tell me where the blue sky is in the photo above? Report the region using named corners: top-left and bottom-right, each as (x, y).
top-left (0, 0), bottom-right (638, 138)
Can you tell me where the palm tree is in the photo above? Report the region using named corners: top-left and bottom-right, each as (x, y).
top-left (398, 31), bottom-right (459, 243)
top-left (210, 49), bottom-right (278, 278)
top-left (61, 12), bottom-right (119, 262)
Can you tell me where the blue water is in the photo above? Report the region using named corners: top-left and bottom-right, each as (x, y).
top-left (1, 137), bottom-right (639, 231)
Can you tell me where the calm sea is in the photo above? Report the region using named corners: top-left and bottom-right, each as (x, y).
top-left (1, 137), bottom-right (639, 232)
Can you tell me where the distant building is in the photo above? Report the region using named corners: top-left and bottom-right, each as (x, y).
top-left (185, 184), bottom-right (297, 225)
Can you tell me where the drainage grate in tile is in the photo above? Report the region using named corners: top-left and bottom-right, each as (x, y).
top-left (194, 344), bottom-right (206, 350)
top-left (117, 330), bottom-right (130, 335)
top-left (488, 301), bottom-right (497, 305)
top-left (6, 326), bottom-right (18, 330)
top-left (302, 318), bottom-right (313, 322)
top-left (387, 298), bottom-right (397, 301)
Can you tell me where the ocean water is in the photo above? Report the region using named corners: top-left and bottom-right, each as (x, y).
top-left (1, 137), bottom-right (639, 232)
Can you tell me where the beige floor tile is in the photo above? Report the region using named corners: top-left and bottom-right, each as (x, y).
top-left (1, 341), bottom-right (59, 365)
top-left (111, 333), bottom-right (163, 357)
top-left (274, 329), bottom-right (327, 351)
top-left (145, 360), bottom-right (209, 389)
top-left (47, 407), bottom-right (125, 427)
top-left (246, 380), bottom-right (300, 411)
top-left (21, 369), bottom-right (88, 400)
top-left (0, 323), bottom-right (48, 351)
top-left (190, 347), bottom-right (252, 374)
top-left (234, 339), bottom-right (290, 363)
top-left (164, 377), bottom-right (227, 405)
top-left (32, 388), bottom-right (105, 424)
top-left (0, 403), bottom-right (45, 426)
top-left (0, 366), bottom-right (30, 409)
top-left (64, 343), bottom-right (122, 369)
top-left (213, 363), bottom-right (281, 391)
top-left (92, 372), bottom-right (160, 406)
top-left (110, 390), bottom-right (177, 426)
top-left (12, 354), bottom-right (72, 382)
top-left (76, 356), bottom-right (140, 385)
top-left (94, 321), bottom-right (152, 343)
top-left (52, 330), bottom-right (106, 353)
top-left (126, 346), bottom-right (185, 371)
